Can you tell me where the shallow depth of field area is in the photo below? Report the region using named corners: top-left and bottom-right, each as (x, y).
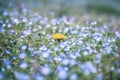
top-left (0, 0), bottom-right (120, 80)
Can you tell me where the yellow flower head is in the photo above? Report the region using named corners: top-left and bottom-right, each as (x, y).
top-left (52, 33), bottom-right (67, 40)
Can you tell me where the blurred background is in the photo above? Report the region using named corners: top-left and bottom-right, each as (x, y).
top-left (0, 0), bottom-right (120, 16)
top-left (0, 0), bottom-right (120, 30)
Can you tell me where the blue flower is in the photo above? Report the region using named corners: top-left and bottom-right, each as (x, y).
top-left (21, 44), bottom-right (27, 50)
top-left (0, 27), bottom-right (5, 33)
top-left (19, 52), bottom-right (27, 59)
top-left (61, 58), bottom-right (69, 65)
top-left (0, 73), bottom-right (4, 80)
top-left (70, 74), bottom-right (78, 80)
top-left (57, 70), bottom-right (68, 79)
top-left (19, 62), bottom-right (28, 69)
top-left (5, 49), bottom-right (11, 54)
top-left (40, 66), bottom-right (51, 75)
top-left (33, 74), bottom-right (45, 80)
top-left (2, 59), bottom-right (11, 69)
top-left (14, 71), bottom-right (30, 80)
top-left (117, 68), bottom-right (120, 74)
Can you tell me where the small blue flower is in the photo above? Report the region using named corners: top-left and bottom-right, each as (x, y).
top-left (12, 56), bottom-right (17, 60)
top-left (39, 46), bottom-right (47, 51)
top-left (5, 49), bottom-right (11, 54)
top-left (3, 59), bottom-right (10, 65)
top-left (41, 50), bottom-right (50, 58)
top-left (81, 62), bottom-right (97, 75)
top-left (40, 66), bottom-right (51, 75)
top-left (0, 27), bottom-right (5, 33)
top-left (61, 58), bottom-right (69, 65)
top-left (117, 68), bottom-right (120, 74)
top-left (19, 62), bottom-right (28, 69)
top-left (0, 73), bottom-right (4, 80)
top-left (69, 59), bottom-right (76, 66)
top-left (96, 74), bottom-right (104, 80)
top-left (21, 44), bottom-right (27, 50)
top-left (14, 71), bottom-right (30, 80)
top-left (33, 74), bottom-right (45, 80)
top-left (19, 52), bottom-right (27, 59)
top-left (9, 29), bottom-right (16, 34)
top-left (70, 74), bottom-right (78, 80)
top-left (2, 59), bottom-right (11, 69)
top-left (57, 70), bottom-right (68, 79)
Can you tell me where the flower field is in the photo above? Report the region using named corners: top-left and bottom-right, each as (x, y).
top-left (0, 0), bottom-right (120, 80)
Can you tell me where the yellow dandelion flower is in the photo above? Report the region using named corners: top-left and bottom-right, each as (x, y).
top-left (52, 33), bottom-right (67, 40)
